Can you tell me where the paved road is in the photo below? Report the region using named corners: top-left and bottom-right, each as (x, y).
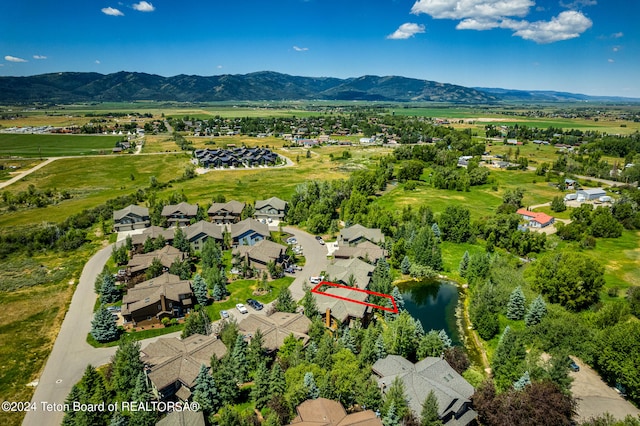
top-left (24, 226), bottom-right (327, 425)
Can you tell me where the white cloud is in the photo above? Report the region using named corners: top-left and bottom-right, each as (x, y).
top-left (612, 32), bottom-right (624, 38)
top-left (560, 0), bottom-right (597, 9)
top-left (456, 18), bottom-right (500, 30)
top-left (411, 0), bottom-right (533, 21)
top-left (95, 60), bottom-right (101, 64)
top-left (612, 46), bottom-right (620, 52)
top-left (293, 46), bottom-right (309, 51)
top-left (387, 22), bottom-right (426, 39)
top-left (608, 58), bottom-right (614, 63)
top-left (505, 10), bottom-right (592, 44)
top-left (132, 1), bottom-right (155, 12)
top-left (101, 7), bottom-right (124, 16)
top-left (5, 55), bottom-right (27, 62)
top-left (217, 65), bottom-right (223, 69)
top-left (33, 55), bottom-right (47, 60)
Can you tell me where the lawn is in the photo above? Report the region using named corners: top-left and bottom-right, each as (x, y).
top-left (593, 230), bottom-right (640, 295)
top-left (0, 133), bottom-right (122, 157)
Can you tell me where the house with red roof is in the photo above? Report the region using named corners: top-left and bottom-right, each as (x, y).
top-left (516, 208), bottom-right (555, 228)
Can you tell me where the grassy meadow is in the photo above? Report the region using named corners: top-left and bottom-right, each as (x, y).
top-left (0, 133), bottom-right (121, 157)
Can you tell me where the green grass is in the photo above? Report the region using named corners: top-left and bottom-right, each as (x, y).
top-left (0, 133), bottom-right (122, 157)
top-left (440, 241), bottom-right (486, 281)
top-left (86, 323), bottom-right (185, 348)
top-left (593, 230), bottom-right (640, 294)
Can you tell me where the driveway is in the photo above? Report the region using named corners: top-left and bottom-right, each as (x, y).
top-left (282, 226), bottom-right (329, 300)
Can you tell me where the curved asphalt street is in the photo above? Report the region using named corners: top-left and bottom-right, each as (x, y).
top-left (24, 226), bottom-right (327, 426)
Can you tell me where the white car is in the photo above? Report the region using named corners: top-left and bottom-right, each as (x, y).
top-left (309, 276), bottom-right (324, 284)
top-left (236, 303), bottom-right (248, 314)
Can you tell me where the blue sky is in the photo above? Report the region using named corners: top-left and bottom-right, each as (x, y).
top-left (1, 0), bottom-right (638, 97)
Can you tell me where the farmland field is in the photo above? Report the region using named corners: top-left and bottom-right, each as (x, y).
top-left (0, 133), bottom-right (122, 157)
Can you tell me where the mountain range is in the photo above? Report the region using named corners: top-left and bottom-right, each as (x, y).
top-left (0, 71), bottom-right (637, 104)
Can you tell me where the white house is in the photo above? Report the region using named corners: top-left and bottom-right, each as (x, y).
top-left (577, 188), bottom-right (606, 202)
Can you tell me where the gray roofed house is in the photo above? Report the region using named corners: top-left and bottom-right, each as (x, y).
top-left (230, 218), bottom-right (270, 246)
top-left (184, 220), bottom-right (223, 251)
top-left (325, 257), bottom-right (375, 290)
top-left (372, 355), bottom-right (476, 426)
top-left (130, 226), bottom-right (176, 251)
top-left (126, 245), bottom-right (186, 279)
top-left (207, 200), bottom-right (245, 224)
top-left (315, 286), bottom-right (371, 328)
top-left (156, 410), bottom-right (205, 426)
top-left (333, 241), bottom-right (388, 264)
top-left (576, 188), bottom-right (607, 201)
top-left (288, 398), bottom-right (382, 426)
top-left (161, 202), bottom-right (199, 227)
top-left (338, 224), bottom-right (384, 246)
top-left (113, 204), bottom-right (150, 232)
top-left (232, 239), bottom-right (288, 270)
top-left (238, 312), bottom-right (311, 351)
top-left (141, 333), bottom-right (227, 400)
top-left (254, 196), bottom-right (289, 220)
top-left (121, 272), bottom-right (193, 325)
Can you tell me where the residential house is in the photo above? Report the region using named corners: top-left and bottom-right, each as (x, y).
top-left (315, 286), bottom-right (371, 329)
top-left (338, 224), bottom-right (384, 246)
top-left (156, 410), bottom-right (205, 426)
top-left (232, 239), bottom-right (288, 271)
top-left (121, 273), bottom-right (194, 325)
top-left (141, 333), bottom-right (227, 400)
top-left (238, 312), bottom-right (311, 352)
top-left (126, 245), bottom-right (187, 281)
top-left (161, 202), bottom-right (198, 227)
top-left (516, 208), bottom-right (555, 228)
top-left (325, 258), bottom-right (375, 289)
top-left (333, 241), bottom-right (387, 264)
top-left (113, 205), bottom-right (150, 232)
top-left (254, 196), bottom-right (288, 221)
top-left (288, 398), bottom-right (382, 426)
top-left (207, 200), bottom-right (245, 224)
top-left (130, 226), bottom-right (176, 252)
top-left (184, 220), bottom-right (223, 251)
top-left (230, 218), bottom-right (270, 246)
top-left (194, 147), bottom-right (279, 169)
top-left (372, 355), bottom-right (476, 426)
top-left (576, 188), bottom-right (606, 201)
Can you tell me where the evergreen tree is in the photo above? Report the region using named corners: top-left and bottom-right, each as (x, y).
top-left (355, 377), bottom-right (383, 412)
top-left (301, 282), bottom-right (319, 318)
top-left (172, 226), bottom-right (190, 254)
top-left (62, 383), bottom-right (85, 426)
top-left (276, 287), bottom-right (296, 313)
top-left (109, 411), bottom-right (128, 426)
top-left (459, 251), bottom-right (470, 278)
top-left (145, 257), bottom-right (163, 280)
top-left (201, 238), bottom-right (222, 270)
top-left (391, 286), bottom-right (405, 312)
top-left (492, 326), bottom-right (527, 391)
top-left (383, 377), bottom-right (409, 420)
top-left (91, 305), bottom-right (119, 343)
top-left (339, 327), bottom-right (357, 354)
top-left (212, 283), bottom-right (224, 301)
top-left (319, 372), bottom-right (337, 400)
top-left (269, 362), bottom-right (287, 397)
top-left (417, 330), bottom-right (444, 359)
top-left (130, 372), bottom-right (156, 426)
top-left (412, 226), bottom-right (442, 271)
top-left (251, 361), bottom-right (272, 409)
top-left (181, 310), bottom-right (210, 338)
top-left (192, 273), bottom-right (208, 306)
top-left (383, 402), bottom-right (400, 426)
top-left (513, 371), bottom-right (531, 391)
top-left (438, 330), bottom-right (452, 349)
top-left (401, 255), bottom-right (411, 275)
top-left (246, 329), bottom-right (264, 376)
top-left (192, 364), bottom-right (219, 413)
top-left (230, 333), bottom-right (248, 383)
top-left (414, 319), bottom-right (425, 338)
top-left (431, 223), bottom-right (441, 240)
top-left (304, 372), bottom-right (320, 399)
top-left (215, 357), bottom-right (239, 405)
top-left (125, 234), bottom-right (133, 251)
top-left (375, 333), bottom-right (387, 361)
top-left (111, 338), bottom-right (144, 401)
top-left (525, 295), bottom-right (548, 326)
top-left (305, 341), bottom-right (318, 363)
top-left (153, 234), bottom-right (166, 250)
top-left (420, 390), bottom-right (442, 426)
top-left (100, 273), bottom-right (120, 304)
top-left (143, 236), bottom-right (154, 253)
top-left (506, 286), bottom-right (526, 320)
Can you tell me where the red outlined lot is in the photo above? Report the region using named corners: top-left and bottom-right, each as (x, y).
top-left (310, 281), bottom-right (398, 313)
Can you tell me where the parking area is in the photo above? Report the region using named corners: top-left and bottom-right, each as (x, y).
top-left (571, 358), bottom-right (640, 422)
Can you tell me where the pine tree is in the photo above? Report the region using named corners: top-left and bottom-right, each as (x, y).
top-left (525, 295), bottom-right (547, 327)
top-left (62, 384), bottom-right (83, 426)
top-left (215, 358), bottom-right (239, 405)
top-left (192, 273), bottom-right (208, 306)
top-left (417, 331), bottom-right (444, 359)
top-left (414, 319), bottom-right (425, 338)
top-left (301, 282), bottom-right (319, 318)
top-left (459, 251), bottom-right (470, 278)
top-left (109, 411), bottom-right (128, 426)
top-left (100, 273), bottom-right (119, 304)
top-left (420, 390), bottom-right (442, 426)
top-left (230, 333), bottom-right (247, 383)
top-left (251, 361), bottom-right (272, 409)
top-left (125, 234), bottom-right (133, 251)
top-left (339, 327), bottom-right (357, 354)
top-left (513, 370), bottom-right (531, 391)
top-left (305, 341), bottom-right (318, 363)
top-left (212, 284), bottom-right (223, 301)
top-left (383, 402), bottom-right (400, 426)
top-left (492, 326), bottom-right (527, 391)
top-left (111, 338), bottom-right (144, 401)
top-left (506, 286), bottom-right (526, 320)
top-left (383, 377), bottom-right (409, 420)
top-left (201, 237), bottom-right (222, 270)
top-left (172, 226), bottom-right (190, 254)
top-left (431, 223), bottom-right (441, 240)
top-left (401, 255), bottom-right (411, 275)
top-left (91, 305), bottom-right (119, 343)
top-left (276, 287), bottom-right (296, 313)
top-left (304, 372), bottom-right (320, 399)
top-left (269, 362), bottom-right (287, 397)
top-left (181, 310), bottom-right (210, 338)
top-left (375, 333), bottom-right (387, 361)
top-left (438, 330), bottom-right (452, 349)
top-left (246, 329), bottom-right (265, 376)
top-left (391, 286), bottom-right (405, 312)
top-left (192, 364), bottom-right (219, 413)
top-left (143, 236), bottom-right (154, 253)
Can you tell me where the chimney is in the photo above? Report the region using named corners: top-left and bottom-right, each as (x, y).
top-left (326, 308), bottom-right (331, 328)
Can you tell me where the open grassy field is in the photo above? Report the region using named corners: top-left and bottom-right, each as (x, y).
top-left (0, 133), bottom-right (121, 157)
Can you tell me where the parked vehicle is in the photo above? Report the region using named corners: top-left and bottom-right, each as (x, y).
top-left (220, 310), bottom-right (229, 319)
top-left (236, 303), bottom-right (248, 314)
top-left (286, 237), bottom-right (297, 244)
top-left (568, 358), bottom-right (580, 372)
top-left (246, 298), bottom-right (264, 310)
top-left (317, 238), bottom-right (325, 245)
top-left (310, 276), bottom-right (324, 284)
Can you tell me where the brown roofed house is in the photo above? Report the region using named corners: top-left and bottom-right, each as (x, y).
top-left (161, 202), bottom-right (199, 227)
top-left (238, 312), bottom-right (311, 352)
top-left (333, 241), bottom-right (388, 264)
top-left (130, 226), bottom-right (176, 252)
top-left (325, 258), bottom-right (375, 290)
top-left (338, 224), bottom-right (384, 246)
top-left (315, 286), bottom-right (371, 329)
top-left (207, 200), bottom-right (245, 224)
top-left (121, 272), bottom-right (193, 325)
top-left (230, 218), bottom-right (270, 246)
top-left (113, 204), bottom-right (150, 232)
top-left (184, 220), bottom-right (224, 251)
top-left (232, 239), bottom-right (288, 270)
top-left (254, 196), bottom-right (288, 221)
top-left (141, 333), bottom-right (227, 400)
top-left (126, 245), bottom-right (186, 280)
top-left (288, 398), bottom-right (382, 426)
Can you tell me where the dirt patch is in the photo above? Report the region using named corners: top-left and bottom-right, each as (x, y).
top-left (571, 358), bottom-right (640, 422)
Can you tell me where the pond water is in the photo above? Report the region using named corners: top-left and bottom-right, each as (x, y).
top-left (397, 279), bottom-right (461, 345)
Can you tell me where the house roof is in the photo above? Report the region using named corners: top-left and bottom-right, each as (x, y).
top-left (238, 312), bottom-right (311, 351)
top-left (207, 200), bottom-right (245, 215)
top-left (142, 334), bottom-right (227, 392)
top-left (230, 218), bottom-right (270, 239)
top-left (127, 245), bottom-right (186, 274)
top-left (185, 220), bottom-right (223, 241)
top-left (255, 196), bottom-right (288, 211)
top-left (325, 258), bottom-right (375, 290)
top-left (339, 224), bottom-right (384, 244)
top-left (131, 226), bottom-right (176, 246)
top-left (121, 273), bottom-right (192, 315)
top-left (372, 355), bottom-right (475, 424)
top-left (161, 202), bottom-right (198, 217)
top-left (578, 188), bottom-right (606, 195)
top-left (233, 239), bottom-right (287, 264)
top-left (156, 410), bottom-right (205, 426)
top-left (516, 209), bottom-right (554, 225)
top-left (113, 204), bottom-right (149, 221)
top-left (288, 398), bottom-right (382, 426)
top-left (314, 286), bottom-right (369, 323)
top-left (333, 242), bottom-right (387, 264)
